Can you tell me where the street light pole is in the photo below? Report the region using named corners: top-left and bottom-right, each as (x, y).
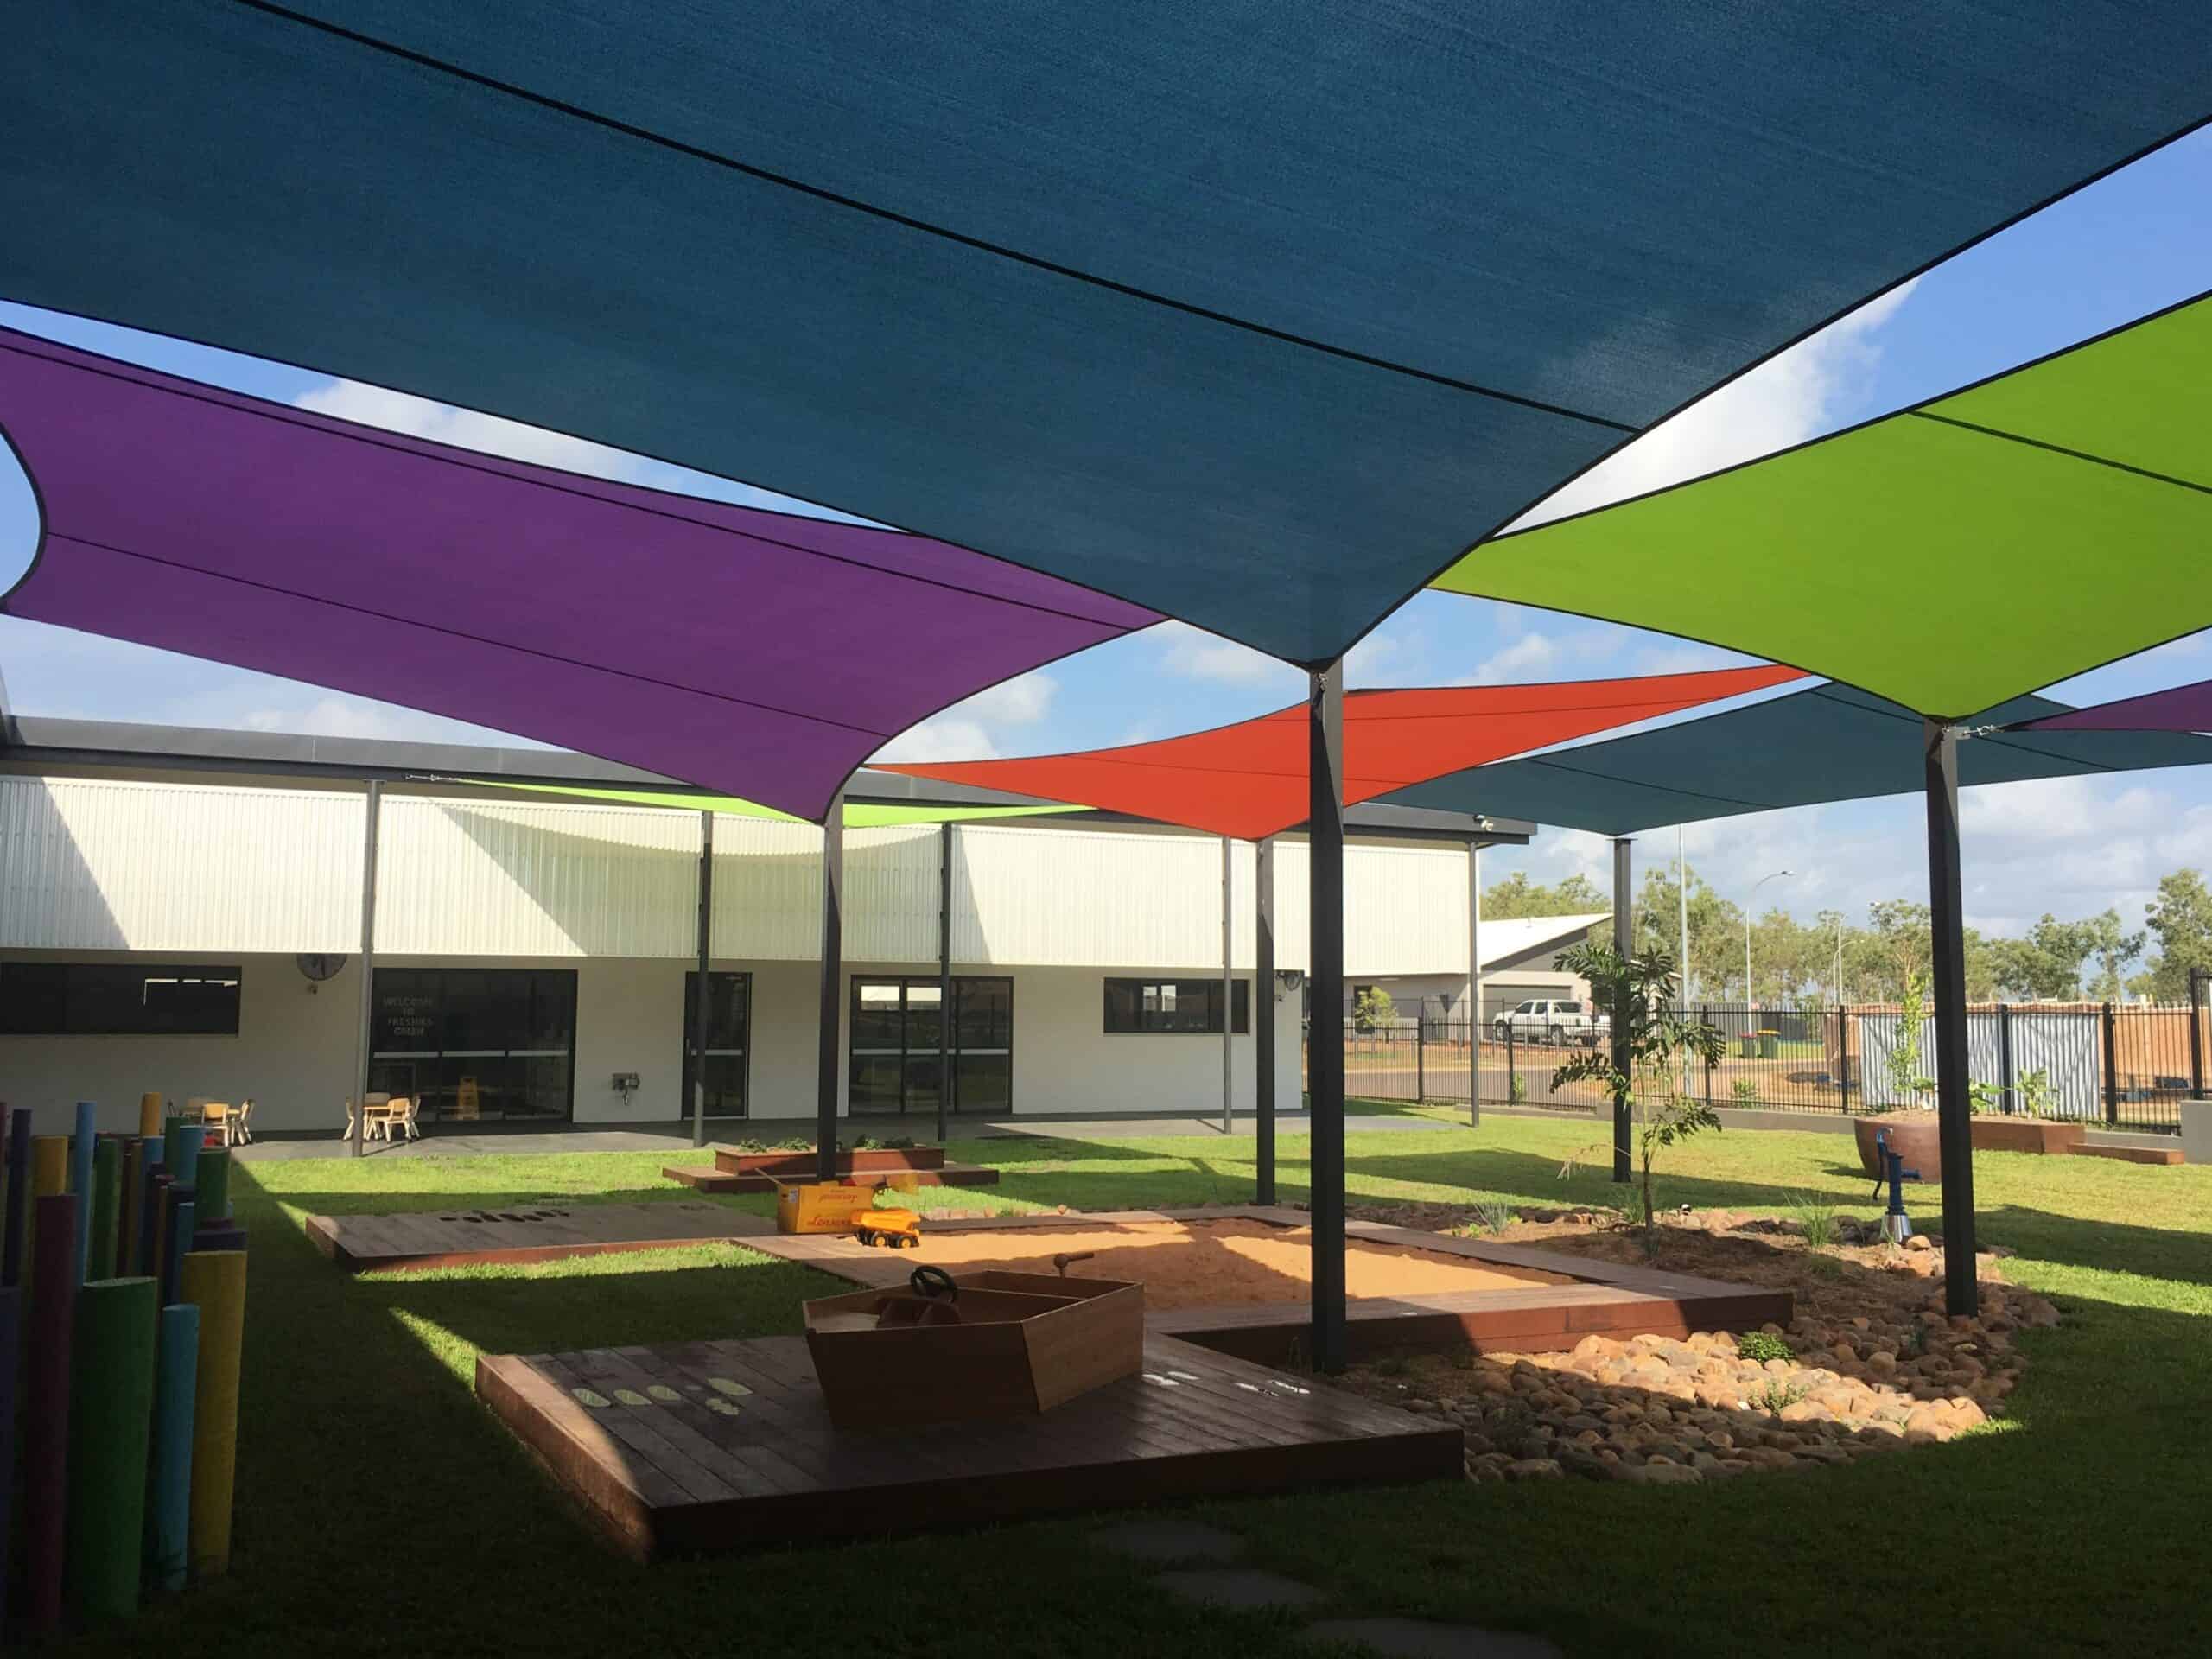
top-left (1745, 869), bottom-right (1794, 1011)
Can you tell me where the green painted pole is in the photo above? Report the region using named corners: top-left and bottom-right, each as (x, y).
top-left (67, 1276), bottom-right (158, 1618)
top-left (88, 1139), bottom-right (121, 1281)
top-left (149, 1301), bottom-right (200, 1593)
top-left (194, 1145), bottom-right (232, 1227)
top-left (162, 1116), bottom-right (202, 1192)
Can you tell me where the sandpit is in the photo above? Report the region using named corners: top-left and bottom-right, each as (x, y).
top-left (905, 1217), bottom-right (1573, 1310)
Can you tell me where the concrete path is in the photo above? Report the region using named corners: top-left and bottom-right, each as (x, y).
top-left (234, 1111), bottom-right (1458, 1161)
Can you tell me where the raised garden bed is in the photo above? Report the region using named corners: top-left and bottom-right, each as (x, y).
top-left (663, 1142), bottom-right (1001, 1195)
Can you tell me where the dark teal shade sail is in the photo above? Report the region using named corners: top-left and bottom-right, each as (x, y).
top-left (3, 3), bottom-right (2207, 661)
top-left (1382, 686), bottom-right (2212, 836)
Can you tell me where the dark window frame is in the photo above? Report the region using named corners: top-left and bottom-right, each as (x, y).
top-left (0, 961), bottom-right (243, 1036)
top-left (849, 974), bottom-right (1014, 1116)
top-left (368, 966), bottom-right (578, 1123)
top-left (1103, 976), bottom-right (1250, 1035)
top-left (682, 969), bottom-right (753, 1119)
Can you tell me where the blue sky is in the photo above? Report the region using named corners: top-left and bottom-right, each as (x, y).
top-left (3, 130), bottom-right (2209, 944)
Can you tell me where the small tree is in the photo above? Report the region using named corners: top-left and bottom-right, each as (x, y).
top-left (1549, 941), bottom-right (1726, 1234)
top-left (1881, 962), bottom-right (1934, 1110)
top-left (1351, 985), bottom-right (1397, 1034)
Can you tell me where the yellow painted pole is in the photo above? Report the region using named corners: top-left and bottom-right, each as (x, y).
top-left (138, 1093), bottom-right (164, 1140)
top-left (28, 1137), bottom-right (67, 1284)
top-left (177, 1249), bottom-right (245, 1576)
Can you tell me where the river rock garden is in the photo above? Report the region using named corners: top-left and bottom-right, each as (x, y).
top-left (1338, 1202), bottom-right (2063, 1484)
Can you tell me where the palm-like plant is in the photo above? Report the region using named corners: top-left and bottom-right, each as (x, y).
top-left (1551, 940), bottom-right (1726, 1233)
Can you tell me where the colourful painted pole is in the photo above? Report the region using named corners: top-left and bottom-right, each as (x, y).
top-left (178, 1249), bottom-right (246, 1577)
top-left (194, 1222), bottom-right (250, 1255)
top-left (29, 1133), bottom-right (67, 1287)
top-left (0, 1283), bottom-right (18, 1632)
top-left (72, 1100), bottom-right (97, 1281)
top-left (149, 1301), bottom-right (200, 1593)
top-left (163, 1116), bottom-right (202, 1192)
top-left (139, 1091), bottom-right (165, 1140)
top-left (88, 1137), bottom-right (121, 1281)
top-left (118, 1136), bottom-right (143, 1287)
top-left (195, 1144), bottom-right (232, 1225)
top-left (67, 1275), bottom-right (157, 1619)
top-left (143, 1169), bottom-right (171, 1280)
top-left (3, 1107), bottom-right (30, 1285)
top-left (25, 1195), bottom-right (76, 1634)
top-left (162, 1191), bottom-right (196, 1313)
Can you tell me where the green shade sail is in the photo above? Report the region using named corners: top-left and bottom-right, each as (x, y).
top-left (460, 778), bottom-right (1081, 829)
top-left (1431, 294), bottom-right (2212, 718)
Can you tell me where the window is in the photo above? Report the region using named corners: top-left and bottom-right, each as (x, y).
top-left (1103, 977), bottom-right (1249, 1034)
top-left (850, 976), bottom-right (1014, 1115)
top-left (0, 962), bottom-right (242, 1035)
top-left (1554, 1001), bottom-right (1582, 1015)
top-left (369, 968), bottom-right (576, 1122)
top-left (682, 971), bottom-right (751, 1118)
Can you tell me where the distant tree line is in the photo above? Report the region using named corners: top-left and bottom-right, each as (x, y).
top-left (1483, 866), bottom-right (2212, 1007)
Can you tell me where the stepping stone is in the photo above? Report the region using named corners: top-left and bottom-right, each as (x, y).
top-left (1093, 1519), bottom-right (1248, 1564)
top-left (1156, 1568), bottom-right (1325, 1611)
top-left (1305, 1617), bottom-right (1562, 1657)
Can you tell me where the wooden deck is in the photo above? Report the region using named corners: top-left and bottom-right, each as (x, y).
top-left (306, 1199), bottom-right (772, 1273)
top-left (661, 1160), bottom-right (1001, 1195)
top-left (738, 1206), bottom-right (1792, 1363)
top-left (477, 1332), bottom-right (1463, 1560)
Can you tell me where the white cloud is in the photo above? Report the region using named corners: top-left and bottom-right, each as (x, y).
top-left (871, 717), bottom-right (999, 763)
top-left (1515, 279), bottom-right (1921, 530)
top-left (956, 671), bottom-right (1056, 727)
top-left (1463, 632), bottom-right (1560, 685)
top-left (292, 379), bottom-right (654, 480)
top-left (1150, 621), bottom-right (1300, 690)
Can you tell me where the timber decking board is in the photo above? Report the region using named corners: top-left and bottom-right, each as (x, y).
top-left (478, 1332), bottom-right (1462, 1560)
top-left (732, 1205), bottom-right (1794, 1360)
top-left (307, 1199), bottom-right (773, 1272)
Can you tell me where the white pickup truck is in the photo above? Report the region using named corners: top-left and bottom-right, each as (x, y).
top-left (1489, 998), bottom-right (1609, 1048)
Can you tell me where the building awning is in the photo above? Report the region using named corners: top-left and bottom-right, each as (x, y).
top-left (4, 6), bottom-right (2205, 662)
top-left (2009, 677), bottom-right (2212, 734)
top-left (878, 664), bottom-right (1802, 840)
top-left (0, 329), bottom-right (1155, 823)
top-left (1431, 295), bottom-right (2212, 718)
top-left (1381, 683), bottom-right (2212, 836)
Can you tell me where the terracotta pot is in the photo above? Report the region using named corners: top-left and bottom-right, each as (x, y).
top-left (1970, 1119), bottom-right (2088, 1156)
top-left (1853, 1115), bottom-right (1941, 1182)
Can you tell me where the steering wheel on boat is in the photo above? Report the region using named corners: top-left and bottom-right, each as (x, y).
top-left (910, 1264), bottom-right (958, 1303)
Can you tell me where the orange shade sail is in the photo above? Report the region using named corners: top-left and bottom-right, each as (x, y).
top-left (880, 664), bottom-right (1804, 839)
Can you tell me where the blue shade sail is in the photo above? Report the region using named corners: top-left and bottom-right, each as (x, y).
top-left (1383, 686), bottom-right (2212, 836)
top-left (2, 3), bottom-right (2207, 660)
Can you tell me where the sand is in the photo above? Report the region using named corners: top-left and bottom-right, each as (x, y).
top-left (903, 1218), bottom-right (1572, 1310)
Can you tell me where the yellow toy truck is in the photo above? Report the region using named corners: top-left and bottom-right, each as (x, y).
top-left (853, 1206), bottom-right (924, 1249)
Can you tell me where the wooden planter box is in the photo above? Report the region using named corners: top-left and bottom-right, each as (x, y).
top-left (1853, 1115), bottom-right (1942, 1182)
top-left (714, 1145), bottom-right (945, 1179)
top-left (804, 1271), bottom-right (1143, 1429)
top-left (1970, 1119), bottom-right (2087, 1156)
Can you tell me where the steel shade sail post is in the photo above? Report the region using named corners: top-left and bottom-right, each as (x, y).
top-left (691, 810), bottom-right (714, 1147)
top-left (352, 779), bottom-right (381, 1160)
top-left (1611, 836), bottom-right (1633, 1182)
top-left (1467, 839), bottom-right (1481, 1127)
top-left (937, 821), bottom-right (953, 1146)
top-left (1678, 823), bottom-right (1691, 1096)
top-left (1307, 663), bottom-right (1347, 1373)
top-left (817, 791), bottom-right (845, 1182)
top-left (1221, 835), bottom-right (1234, 1136)
top-left (1923, 720), bottom-right (1977, 1317)
top-left (1255, 836), bottom-right (1276, 1204)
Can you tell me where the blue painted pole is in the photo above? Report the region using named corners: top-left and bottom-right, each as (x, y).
top-left (161, 1192), bottom-right (196, 1313)
top-left (149, 1301), bottom-right (199, 1593)
top-left (3, 1107), bottom-right (30, 1286)
top-left (162, 1116), bottom-right (201, 1192)
top-left (72, 1101), bottom-right (97, 1282)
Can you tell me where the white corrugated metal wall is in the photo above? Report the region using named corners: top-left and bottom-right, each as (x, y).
top-left (0, 776), bottom-right (1481, 973)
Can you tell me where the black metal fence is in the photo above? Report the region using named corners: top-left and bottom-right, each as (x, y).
top-left (1324, 987), bottom-right (2209, 1135)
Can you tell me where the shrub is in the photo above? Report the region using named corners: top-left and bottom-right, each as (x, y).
top-left (1738, 1331), bottom-right (1794, 1364)
top-left (1472, 1199), bottom-right (1516, 1236)
top-left (1509, 1072), bottom-right (1528, 1105)
top-left (1730, 1077), bottom-right (1759, 1106)
top-left (1750, 1376), bottom-right (1809, 1415)
top-left (1792, 1194), bottom-right (1837, 1251)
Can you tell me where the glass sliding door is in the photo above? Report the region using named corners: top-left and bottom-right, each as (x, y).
top-left (849, 976), bottom-right (1013, 1116)
top-left (681, 970), bottom-right (751, 1118)
top-left (369, 967), bottom-right (577, 1123)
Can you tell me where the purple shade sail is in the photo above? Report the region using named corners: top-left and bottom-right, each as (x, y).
top-left (2012, 677), bottom-right (2212, 735)
top-left (0, 331), bottom-right (1158, 820)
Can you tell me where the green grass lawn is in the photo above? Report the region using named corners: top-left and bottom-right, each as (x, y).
top-left (57, 1113), bottom-right (2212, 1658)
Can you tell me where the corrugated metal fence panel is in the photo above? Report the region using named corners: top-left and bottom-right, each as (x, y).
top-left (0, 776), bottom-right (359, 951)
top-left (1249, 839), bottom-right (1471, 978)
top-left (952, 825), bottom-right (1261, 969)
top-left (376, 797), bottom-right (696, 957)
